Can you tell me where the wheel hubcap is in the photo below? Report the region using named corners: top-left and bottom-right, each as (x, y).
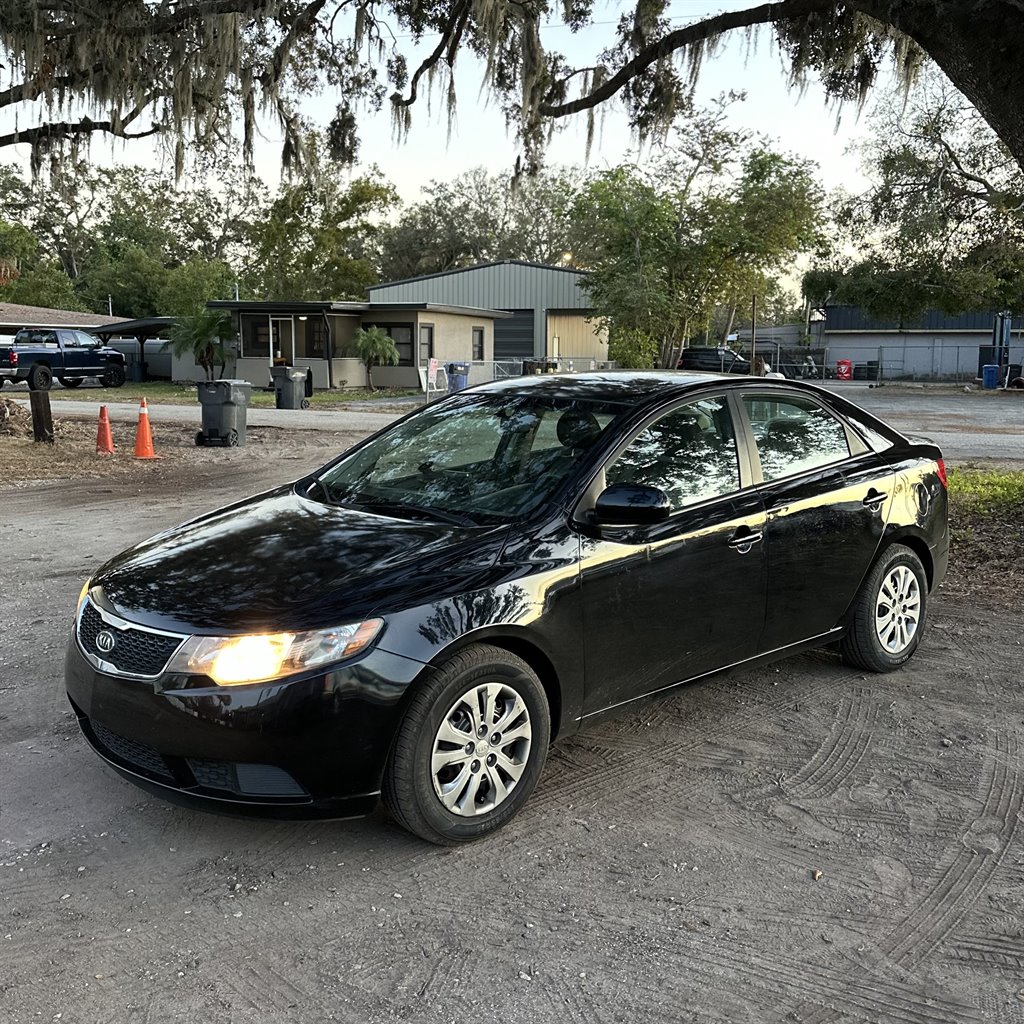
top-left (874, 565), bottom-right (921, 654)
top-left (431, 682), bottom-right (532, 817)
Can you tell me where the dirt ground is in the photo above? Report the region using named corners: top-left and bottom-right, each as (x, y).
top-left (1, 412), bottom-right (1022, 1024)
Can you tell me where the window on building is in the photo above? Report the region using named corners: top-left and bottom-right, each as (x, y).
top-left (241, 317), bottom-right (270, 358)
top-left (308, 318), bottom-right (329, 358)
top-left (472, 327), bottom-right (485, 361)
top-left (419, 324), bottom-right (434, 366)
top-left (363, 323), bottom-right (414, 366)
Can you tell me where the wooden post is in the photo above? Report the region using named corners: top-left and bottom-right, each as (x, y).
top-left (29, 390), bottom-right (54, 443)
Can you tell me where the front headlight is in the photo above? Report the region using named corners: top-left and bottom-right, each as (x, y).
top-left (76, 579), bottom-right (92, 615)
top-left (164, 619), bottom-right (384, 686)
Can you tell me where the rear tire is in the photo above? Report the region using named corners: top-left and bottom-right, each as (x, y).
top-left (383, 644), bottom-right (550, 845)
top-left (58, 377), bottom-right (84, 388)
top-left (27, 364), bottom-right (52, 391)
top-left (195, 431), bottom-right (206, 447)
top-left (840, 544), bottom-right (928, 673)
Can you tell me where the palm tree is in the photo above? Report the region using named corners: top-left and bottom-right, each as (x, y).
top-left (353, 325), bottom-right (399, 391)
top-left (167, 309), bottom-right (233, 381)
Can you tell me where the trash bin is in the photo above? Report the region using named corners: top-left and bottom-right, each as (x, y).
top-left (271, 365), bottom-right (311, 409)
top-left (447, 361), bottom-right (470, 393)
top-left (128, 361), bottom-right (145, 383)
top-left (982, 364), bottom-right (1000, 389)
top-left (836, 359), bottom-right (853, 381)
top-left (196, 379), bottom-right (251, 447)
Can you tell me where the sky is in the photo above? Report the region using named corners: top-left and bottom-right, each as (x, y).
top-left (0, 0), bottom-right (894, 201)
top-left (257, 0), bottom-right (889, 200)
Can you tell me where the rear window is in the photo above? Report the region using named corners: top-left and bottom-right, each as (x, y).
top-left (15, 329), bottom-right (58, 347)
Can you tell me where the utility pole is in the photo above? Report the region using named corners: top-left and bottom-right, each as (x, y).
top-left (107, 294), bottom-right (113, 316)
top-left (750, 294), bottom-right (757, 373)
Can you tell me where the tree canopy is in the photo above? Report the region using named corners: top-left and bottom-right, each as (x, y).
top-left (578, 100), bottom-right (823, 368)
top-left (804, 72), bottom-right (1024, 319)
top-left (1, 2), bottom-right (1023, 177)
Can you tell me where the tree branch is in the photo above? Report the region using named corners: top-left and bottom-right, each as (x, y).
top-left (0, 117), bottom-right (163, 150)
top-left (391, 0), bottom-right (471, 109)
top-left (538, 0), bottom-right (832, 118)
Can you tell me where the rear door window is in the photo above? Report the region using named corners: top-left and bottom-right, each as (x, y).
top-left (742, 395), bottom-right (851, 481)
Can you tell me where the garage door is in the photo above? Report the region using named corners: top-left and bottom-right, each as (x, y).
top-left (494, 309), bottom-right (535, 359)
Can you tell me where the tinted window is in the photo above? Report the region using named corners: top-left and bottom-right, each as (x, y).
top-left (607, 397), bottom-right (741, 508)
top-left (742, 395), bottom-right (850, 481)
top-left (15, 329), bottom-right (58, 346)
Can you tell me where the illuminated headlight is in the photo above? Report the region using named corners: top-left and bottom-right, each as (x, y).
top-left (164, 619), bottom-right (384, 686)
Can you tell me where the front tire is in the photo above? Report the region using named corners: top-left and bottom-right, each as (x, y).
top-left (102, 364), bottom-right (126, 388)
top-left (840, 544), bottom-right (928, 672)
top-left (383, 644), bottom-right (550, 845)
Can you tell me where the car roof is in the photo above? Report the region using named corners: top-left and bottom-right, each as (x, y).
top-left (469, 370), bottom-right (730, 403)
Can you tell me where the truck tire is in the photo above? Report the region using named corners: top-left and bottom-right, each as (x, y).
top-left (58, 377), bottom-right (84, 388)
top-left (102, 364), bottom-right (127, 388)
top-left (27, 364), bottom-right (53, 391)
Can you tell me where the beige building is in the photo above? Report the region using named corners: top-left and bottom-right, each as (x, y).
top-left (189, 300), bottom-right (507, 389)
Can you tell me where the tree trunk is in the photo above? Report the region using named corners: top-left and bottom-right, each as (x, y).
top-left (366, 360), bottom-right (375, 391)
top-left (859, 1), bottom-right (1024, 173)
top-left (722, 303), bottom-right (738, 344)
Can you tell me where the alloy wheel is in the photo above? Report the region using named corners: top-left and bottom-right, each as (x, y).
top-left (874, 564), bottom-right (921, 654)
top-left (430, 682), bottom-right (532, 817)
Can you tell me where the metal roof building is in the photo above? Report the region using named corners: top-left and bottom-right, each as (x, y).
top-left (367, 260), bottom-right (597, 360)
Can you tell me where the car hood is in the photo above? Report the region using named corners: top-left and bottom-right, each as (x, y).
top-left (91, 485), bottom-right (510, 634)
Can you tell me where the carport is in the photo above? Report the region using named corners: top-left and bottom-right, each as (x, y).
top-left (93, 316), bottom-right (177, 382)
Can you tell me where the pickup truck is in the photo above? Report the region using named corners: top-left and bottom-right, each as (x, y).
top-left (0, 328), bottom-right (127, 390)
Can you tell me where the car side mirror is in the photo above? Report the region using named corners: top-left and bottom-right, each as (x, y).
top-left (592, 484), bottom-right (672, 525)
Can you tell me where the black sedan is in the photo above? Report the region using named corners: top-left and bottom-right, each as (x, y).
top-left (66, 373), bottom-right (948, 844)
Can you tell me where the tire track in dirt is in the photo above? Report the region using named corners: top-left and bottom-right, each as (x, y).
top-left (883, 729), bottom-right (1022, 966)
top-left (784, 729), bottom-right (1021, 1024)
top-left (676, 936), bottom-right (982, 1024)
top-left (949, 934), bottom-right (1024, 972)
top-left (785, 686), bottom-right (878, 800)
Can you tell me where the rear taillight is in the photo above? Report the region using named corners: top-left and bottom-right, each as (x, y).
top-left (935, 459), bottom-right (948, 489)
top-left (8, 350), bottom-right (17, 366)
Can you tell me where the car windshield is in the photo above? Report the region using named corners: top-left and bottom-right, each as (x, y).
top-left (309, 391), bottom-right (626, 523)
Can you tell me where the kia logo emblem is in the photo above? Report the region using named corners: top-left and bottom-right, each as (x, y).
top-left (95, 630), bottom-right (117, 654)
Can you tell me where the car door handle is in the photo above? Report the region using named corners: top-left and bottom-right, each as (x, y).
top-left (728, 530), bottom-right (763, 550)
top-left (862, 490), bottom-right (888, 508)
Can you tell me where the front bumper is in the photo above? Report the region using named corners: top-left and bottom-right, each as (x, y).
top-left (65, 634), bottom-right (427, 818)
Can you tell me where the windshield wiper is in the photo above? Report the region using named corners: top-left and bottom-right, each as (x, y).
top-left (345, 495), bottom-right (477, 527)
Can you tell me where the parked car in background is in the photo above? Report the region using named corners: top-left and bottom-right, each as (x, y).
top-left (67, 372), bottom-right (948, 844)
top-left (677, 346), bottom-right (751, 374)
top-left (0, 328), bottom-right (127, 390)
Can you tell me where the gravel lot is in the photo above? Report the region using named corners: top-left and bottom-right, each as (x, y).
top-left (1, 396), bottom-right (1022, 1024)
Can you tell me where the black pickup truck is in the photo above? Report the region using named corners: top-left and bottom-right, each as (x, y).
top-left (0, 328), bottom-right (127, 390)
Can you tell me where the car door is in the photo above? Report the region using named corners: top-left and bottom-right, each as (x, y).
top-left (737, 390), bottom-right (896, 652)
top-left (74, 331), bottom-right (105, 374)
top-left (576, 394), bottom-right (767, 716)
top-left (55, 330), bottom-right (81, 375)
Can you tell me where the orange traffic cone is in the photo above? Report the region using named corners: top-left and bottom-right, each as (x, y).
top-left (96, 405), bottom-right (115, 456)
top-left (133, 397), bottom-right (158, 460)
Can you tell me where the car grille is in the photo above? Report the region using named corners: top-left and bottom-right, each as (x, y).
top-left (92, 720), bottom-right (174, 782)
top-left (85, 720), bottom-right (306, 799)
top-left (78, 601), bottom-right (184, 677)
